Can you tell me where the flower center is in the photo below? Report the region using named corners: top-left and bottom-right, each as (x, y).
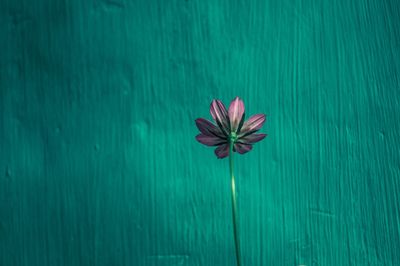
top-left (229, 132), bottom-right (238, 143)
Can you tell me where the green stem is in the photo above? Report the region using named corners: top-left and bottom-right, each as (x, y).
top-left (229, 140), bottom-right (241, 266)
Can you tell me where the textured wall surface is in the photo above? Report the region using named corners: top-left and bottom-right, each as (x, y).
top-left (1, 0), bottom-right (400, 265)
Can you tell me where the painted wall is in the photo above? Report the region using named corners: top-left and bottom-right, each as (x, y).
top-left (1, 0), bottom-right (400, 265)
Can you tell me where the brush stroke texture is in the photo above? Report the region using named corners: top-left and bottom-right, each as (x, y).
top-left (1, 0), bottom-right (400, 265)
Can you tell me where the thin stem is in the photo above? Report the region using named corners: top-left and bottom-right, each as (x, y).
top-left (229, 141), bottom-right (241, 266)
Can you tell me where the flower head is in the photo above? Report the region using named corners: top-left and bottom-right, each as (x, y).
top-left (195, 97), bottom-right (267, 158)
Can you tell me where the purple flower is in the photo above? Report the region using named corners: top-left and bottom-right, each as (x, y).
top-left (195, 97), bottom-right (267, 158)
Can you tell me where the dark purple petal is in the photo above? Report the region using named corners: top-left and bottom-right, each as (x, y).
top-left (238, 133), bottom-right (267, 144)
top-left (239, 114), bottom-right (266, 136)
top-left (195, 118), bottom-right (224, 138)
top-left (228, 97), bottom-right (245, 133)
top-left (234, 143), bottom-right (253, 154)
top-left (196, 134), bottom-right (226, 146)
top-left (214, 143), bottom-right (229, 158)
top-left (210, 99), bottom-right (230, 136)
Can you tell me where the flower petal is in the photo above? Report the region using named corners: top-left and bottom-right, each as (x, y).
top-left (195, 118), bottom-right (224, 137)
top-left (195, 134), bottom-right (226, 146)
top-left (234, 143), bottom-right (253, 154)
top-left (239, 114), bottom-right (266, 136)
top-left (238, 133), bottom-right (267, 144)
top-left (214, 143), bottom-right (229, 158)
top-left (228, 97), bottom-right (245, 133)
top-left (210, 99), bottom-right (230, 136)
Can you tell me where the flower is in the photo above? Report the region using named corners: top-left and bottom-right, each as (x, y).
top-left (195, 97), bottom-right (267, 158)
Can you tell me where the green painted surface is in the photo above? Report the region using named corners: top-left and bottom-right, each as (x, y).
top-left (1, 0), bottom-right (400, 265)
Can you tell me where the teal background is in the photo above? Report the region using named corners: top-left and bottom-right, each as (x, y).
top-left (1, 0), bottom-right (400, 265)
